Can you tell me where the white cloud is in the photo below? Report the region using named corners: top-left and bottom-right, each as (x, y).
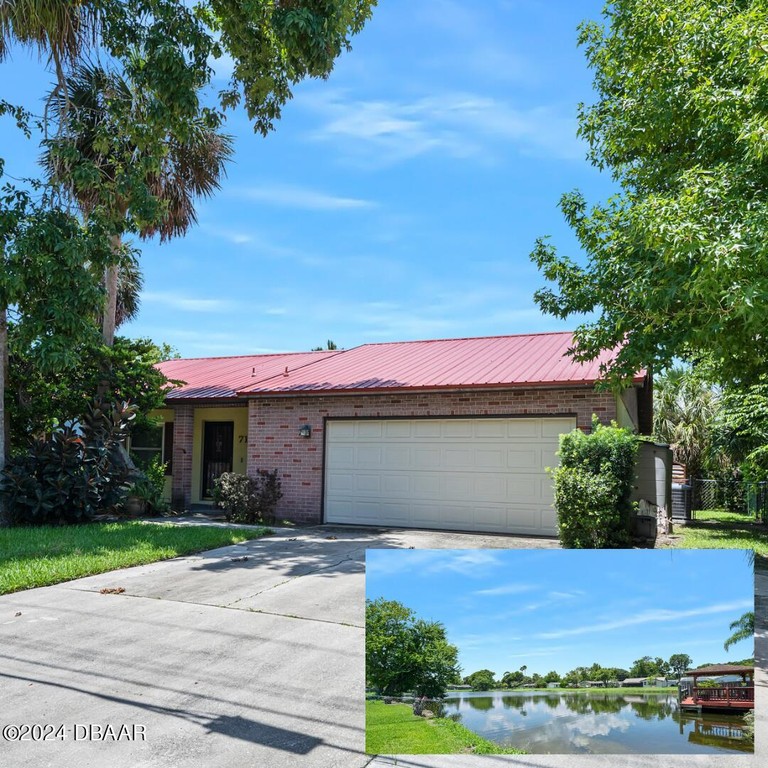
top-left (231, 182), bottom-right (376, 211)
top-left (536, 600), bottom-right (754, 640)
top-left (473, 583), bottom-right (536, 596)
top-left (304, 89), bottom-right (583, 166)
top-left (367, 550), bottom-right (503, 580)
top-left (141, 291), bottom-right (236, 313)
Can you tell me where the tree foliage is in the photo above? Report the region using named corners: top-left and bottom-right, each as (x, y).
top-left (366, 598), bottom-right (460, 698)
top-left (668, 653), bottom-right (692, 679)
top-left (6, 335), bottom-right (177, 447)
top-left (531, 0), bottom-right (768, 386)
top-left (464, 669), bottom-right (497, 691)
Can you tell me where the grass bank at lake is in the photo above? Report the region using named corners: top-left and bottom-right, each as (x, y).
top-left (0, 521), bottom-right (267, 594)
top-left (668, 509), bottom-right (768, 559)
top-left (366, 700), bottom-right (524, 755)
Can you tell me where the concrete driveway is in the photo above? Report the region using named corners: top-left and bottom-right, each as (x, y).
top-left (0, 525), bottom-right (557, 768)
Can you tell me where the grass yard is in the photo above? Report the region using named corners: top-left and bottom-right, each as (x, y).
top-left (669, 509), bottom-right (768, 560)
top-left (0, 521), bottom-right (268, 595)
top-left (365, 700), bottom-right (524, 755)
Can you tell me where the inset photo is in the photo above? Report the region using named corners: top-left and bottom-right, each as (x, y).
top-left (365, 549), bottom-right (755, 755)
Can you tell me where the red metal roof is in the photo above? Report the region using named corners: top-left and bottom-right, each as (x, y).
top-left (235, 332), bottom-right (644, 396)
top-left (158, 332), bottom-right (644, 400)
top-left (157, 350), bottom-right (338, 400)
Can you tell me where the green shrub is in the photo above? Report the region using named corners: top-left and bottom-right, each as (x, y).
top-left (212, 469), bottom-right (283, 524)
top-left (552, 416), bottom-right (639, 548)
top-left (0, 399), bottom-right (136, 525)
top-left (124, 456), bottom-right (169, 515)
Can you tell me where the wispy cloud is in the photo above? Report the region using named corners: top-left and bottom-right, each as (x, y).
top-left (230, 182), bottom-right (376, 211)
top-left (142, 291), bottom-right (236, 313)
top-left (367, 550), bottom-right (503, 580)
top-left (536, 600), bottom-right (754, 640)
top-left (304, 89), bottom-right (583, 166)
top-left (473, 583), bottom-right (537, 597)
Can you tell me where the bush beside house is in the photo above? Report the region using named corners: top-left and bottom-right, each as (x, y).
top-left (552, 417), bottom-right (639, 548)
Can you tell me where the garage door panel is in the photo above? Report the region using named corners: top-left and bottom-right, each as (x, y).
top-left (445, 475), bottom-right (473, 498)
top-left (507, 448), bottom-right (539, 471)
top-left (324, 416), bottom-right (574, 535)
top-left (385, 421), bottom-right (412, 438)
top-left (357, 421), bottom-right (383, 438)
top-left (356, 446), bottom-right (382, 466)
top-left (383, 475), bottom-right (410, 493)
top-left (506, 420), bottom-right (538, 438)
top-left (445, 448), bottom-right (473, 468)
top-left (326, 472), bottom-right (355, 492)
top-left (412, 475), bottom-right (441, 496)
top-left (327, 445), bottom-right (355, 467)
top-left (443, 421), bottom-right (473, 438)
top-left (476, 449), bottom-right (505, 468)
top-left (542, 418), bottom-right (574, 437)
top-left (475, 420), bottom-right (506, 438)
top-left (414, 448), bottom-right (441, 468)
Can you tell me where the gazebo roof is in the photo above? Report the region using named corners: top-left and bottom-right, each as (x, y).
top-left (687, 664), bottom-right (753, 677)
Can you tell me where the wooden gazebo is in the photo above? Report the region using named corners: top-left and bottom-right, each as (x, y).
top-left (679, 664), bottom-right (754, 713)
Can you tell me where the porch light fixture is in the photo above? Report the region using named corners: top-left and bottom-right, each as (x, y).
top-left (298, 424), bottom-right (312, 438)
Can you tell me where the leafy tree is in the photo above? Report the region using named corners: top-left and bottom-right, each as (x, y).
top-left (713, 380), bottom-right (768, 480)
top-left (465, 669), bottom-right (497, 691)
top-left (530, 0), bottom-right (768, 387)
top-left (724, 611), bottom-right (755, 651)
top-left (0, 192), bottom-right (111, 520)
top-left (629, 656), bottom-right (663, 678)
top-left (668, 654), bottom-right (692, 679)
top-left (543, 670), bottom-right (560, 684)
top-left (7, 335), bottom-right (177, 445)
top-left (500, 670), bottom-right (524, 689)
top-left (365, 598), bottom-right (460, 698)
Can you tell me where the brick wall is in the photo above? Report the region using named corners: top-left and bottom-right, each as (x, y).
top-left (246, 387), bottom-right (618, 525)
top-left (171, 404), bottom-right (194, 510)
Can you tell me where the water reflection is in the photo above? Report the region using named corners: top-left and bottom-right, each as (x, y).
top-left (441, 691), bottom-right (752, 754)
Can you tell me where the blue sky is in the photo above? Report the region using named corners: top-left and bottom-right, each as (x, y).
top-left (0, 0), bottom-right (616, 358)
top-left (365, 549), bottom-right (755, 679)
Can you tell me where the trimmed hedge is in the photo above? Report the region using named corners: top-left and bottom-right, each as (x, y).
top-left (552, 417), bottom-right (639, 548)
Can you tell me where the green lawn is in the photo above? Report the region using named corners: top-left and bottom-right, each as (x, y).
top-left (365, 701), bottom-right (524, 755)
top-left (668, 509), bottom-right (768, 560)
top-left (0, 521), bottom-right (268, 594)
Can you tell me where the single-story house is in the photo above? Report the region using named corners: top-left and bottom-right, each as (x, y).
top-left (620, 678), bottom-right (656, 688)
top-left (546, 682), bottom-right (561, 689)
top-left (144, 331), bottom-right (651, 535)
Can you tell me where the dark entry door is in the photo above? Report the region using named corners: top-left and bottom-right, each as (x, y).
top-left (202, 421), bottom-right (234, 498)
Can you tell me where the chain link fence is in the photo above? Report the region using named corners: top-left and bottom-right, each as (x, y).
top-left (692, 479), bottom-right (768, 522)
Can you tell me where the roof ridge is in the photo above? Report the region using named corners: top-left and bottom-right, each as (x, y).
top-left (163, 350), bottom-right (337, 362)
top-left (355, 330), bottom-right (573, 347)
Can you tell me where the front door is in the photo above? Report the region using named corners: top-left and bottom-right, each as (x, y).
top-left (202, 421), bottom-right (234, 498)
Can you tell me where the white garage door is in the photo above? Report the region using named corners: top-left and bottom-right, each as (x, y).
top-left (324, 416), bottom-right (575, 536)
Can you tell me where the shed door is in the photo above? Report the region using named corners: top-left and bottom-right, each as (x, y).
top-left (323, 416), bottom-right (574, 536)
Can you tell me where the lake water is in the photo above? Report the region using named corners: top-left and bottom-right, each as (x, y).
top-left (441, 690), bottom-right (753, 754)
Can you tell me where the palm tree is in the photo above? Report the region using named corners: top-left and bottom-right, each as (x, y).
top-left (653, 367), bottom-right (720, 481)
top-left (42, 62), bottom-right (233, 345)
top-left (723, 611), bottom-right (754, 651)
